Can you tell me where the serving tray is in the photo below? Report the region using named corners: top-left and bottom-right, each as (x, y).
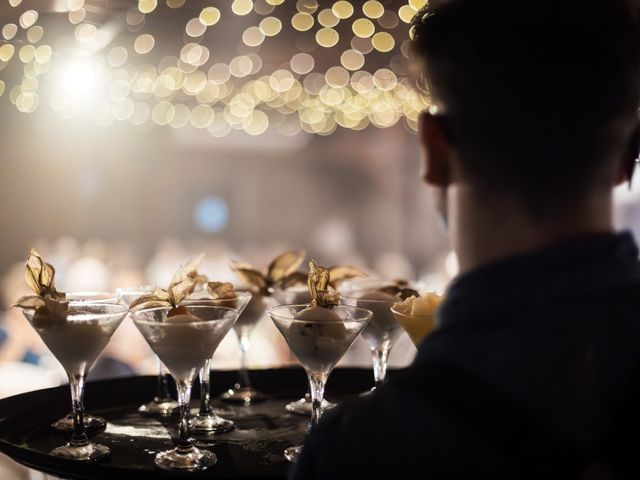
top-left (0, 367), bottom-right (375, 479)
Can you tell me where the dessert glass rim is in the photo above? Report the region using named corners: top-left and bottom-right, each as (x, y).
top-left (20, 301), bottom-right (127, 318)
top-left (268, 303), bottom-right (373, 324)
top-left (390, 306), bottom-right (437, 318)
top-left (340, 291), bottom-right (408, 304)
top-left (131, 304), bottom-right (238, 324)
top-left (115, 285), bottom-right (154, 293)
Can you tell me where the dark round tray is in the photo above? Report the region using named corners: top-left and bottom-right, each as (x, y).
top-left (0, 367), bottom-right (376, 479)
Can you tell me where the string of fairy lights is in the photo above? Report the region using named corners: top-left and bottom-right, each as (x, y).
top-left (0, 0), bottom-right (429, 136)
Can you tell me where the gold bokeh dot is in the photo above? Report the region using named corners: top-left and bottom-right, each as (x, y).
top-left (259, 16), bottom-right (282, 36)
top-left (75, 23), bottom-right (97, 42)
top-left (18, 45), bottom-right (36, 63)
top-left (318, 9), bottom-right (339, 28)
top-left (199, 7), bottom-right (221, 26)
top-left (27, 26), bottom-right (44, 44)
top-left (167, 0), bottom-right (186, 8)
top-left (409, 0), bottom-right (428, 10)
top-left (352, 18), bottom-right (375, 38)
top-left (244, 110), bottom-right (269, 135)
top-left (138, 0), bottom-right (157, 14)
top-left (254, 0), bottom-right (275, 15)
top-left (378, 10), bottom-right (399, 29)
top-left (134, 34), bottom-right (155, 54)
top-left (243, 26), bottom-right (265, 46)
top-left (296, 0), bottom-right (318, 14)
top-left (292, 12), bottom-right (314, 31)
top-left (208, 63), bottom-right (230, 84)
top-left (2, 24), bottom-right (17, 40)
top-left (0, 80), bottom-right (4, 97)
top-left (69, 8), bottom-right (86, 24)
top-left (399, 5), bottom-right (415, 23)
top-left (186, 18), bottom-right (206, 37)
top-left (191, 104), bottom-right (215, 128)
top-left (35, 45), bottom-right (52, 63)
top-left (340, 49), bottom-right (364, 71)
top-left (351, 36), bottom-right (373, 54)
top-left (8, 0), bottom-right (22, 6)
top-left (19, 10), bottom-right (38, 29)
top-left (266, 0), bottom-right (284, 5)
top-left (68, 0), bottom-right (85, 11)
top-left (316, 27), bottom-right (339, 48)
top-left (363, 1), bottom-right (384, 19)
top-left (0, 44), bottom-right (15, 62)
top-left (290, 52), bottom-right (314, 74)
top-left (108, 46), bottom-right (128, 67)
top-left (152, 101), bottom-right (175, 125)
top-left (232, 0), bottom-right (253, 16)
top-left (372, 31), bottom-right (395, 52)
top-left (332, 1), bottom-right (354, 19)
top-left (325, 66), bottom-right (349, 87)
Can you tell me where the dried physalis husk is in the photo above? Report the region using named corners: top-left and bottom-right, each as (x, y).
top-left (307, 260), bottom-right (340, 309)
top-left (328, 265), bottom-right (367, 288)
top-left (378, 279), bottom-right (419, 301)
top-left (13, 249), bottom-right (68, 327)
top-left (130, 255), bottom-right (204, 316)
top-left (279, 271), bottom-right (308, 289)
top-left (206, 281), bottom-right (239, 309)
top-left (231, 250), bottom-right (305, 295)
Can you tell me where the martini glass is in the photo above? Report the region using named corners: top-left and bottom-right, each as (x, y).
top-left (220, 292), bottom-right (271, 405)
top-left (269, 304), bottom-right (371, 462)
top-left (186, 292), bottom-right (252, 434)
top-left (391, 307), bottom-right (438, 347)
top-left (117, 286), bottom-right (180, 418)
top-left (20, 302), bottom-right (127, 460)
top-left (341, 293), bottom-right (405, 393)
top-left (51, 292), bottom-right (120, 433)
top-left (132, 305), bottom-right (237, 472)
top-left (271, 286), bottom-right (336, 416)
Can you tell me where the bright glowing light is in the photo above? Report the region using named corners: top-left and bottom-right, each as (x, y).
top-left (63, 62), bottom-right (95, 94)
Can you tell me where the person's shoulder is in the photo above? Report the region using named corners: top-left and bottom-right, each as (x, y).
top-left (293, 363), bottom-right (502, 479)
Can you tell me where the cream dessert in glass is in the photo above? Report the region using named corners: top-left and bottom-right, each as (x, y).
top-left (269, 261), bottom-right (372, 462)
top-left (22, 302), bottom-right (127, 460)
top-left (125, 254), bottom-right (208, 416)
top-left (50, 291), bottom-right (121, 433)
top-left (222, 251), bottom-right (305, 405)
top-left (132, 304), bottom-right (237, 472)
top-left (118, 285), bottom-right (181, 417)
top-left (341, 280), bottom-right (419, 392)
top-left (15, 249), bottom-right (128, 461)
top-left (391, 292), bottom-right (443, 346)
top-left (188, 285), bottom-right (252, 434)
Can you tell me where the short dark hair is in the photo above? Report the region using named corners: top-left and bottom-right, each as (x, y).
top-left (411, 0), bottom-right (640, 212)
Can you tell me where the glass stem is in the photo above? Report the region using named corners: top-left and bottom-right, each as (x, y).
top-left (237, 329), bottom-right (252, 389)
top-left (176, 380), bottom-right (193, 452)
top-left (371, 345), bottom-right (390, 389)
top-left (69, 373), bottom-right (89, 447)
top-left (157, 357), bottom-right (172, 401)
top-left (307, 371), bottom-right (328, 429)
top-left (199, 358), bottom-right (212, 415)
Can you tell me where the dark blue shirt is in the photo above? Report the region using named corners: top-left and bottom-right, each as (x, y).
top-left (292, 232), bottom-right (640, 479)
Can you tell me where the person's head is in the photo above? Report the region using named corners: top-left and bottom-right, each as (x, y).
top-left (411, 0), bottom-right (640, 223)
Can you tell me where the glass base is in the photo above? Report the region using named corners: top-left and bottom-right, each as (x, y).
top-left (286, 395), bottom-right (335, 416)
top-left (52, 413), bottom-right (106, 432)
top-left (284, 445), bottom-right (303, 463)
top-left (137, 397), bottom-right (179, 417)
top-left (155, 446), bottom-right (217, 472)
top-left (359, 387), bottom-right (376, 397)
top-left (220, 386), bottom-right (265, 405)
top-left (190, 412), bottom-right (235, 434)
top-left (51, 441), bottom-right (110, 461)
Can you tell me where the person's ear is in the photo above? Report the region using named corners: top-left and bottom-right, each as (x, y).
top-left (615, 122), bottom-right (640, 188)
top-left (418, 110), bottom-right (452, 187)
